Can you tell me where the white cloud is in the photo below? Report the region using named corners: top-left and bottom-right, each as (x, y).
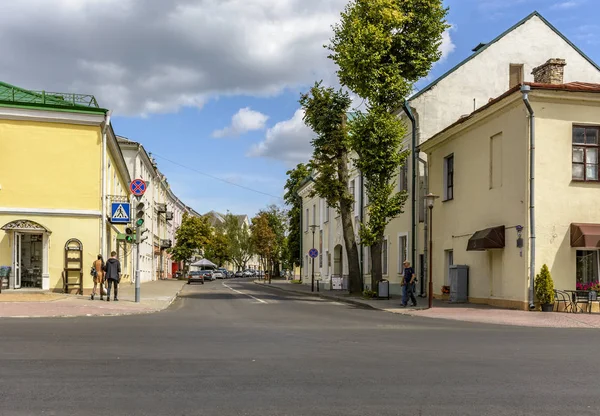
top-left (550, 0), bottom-right (584, 9)
top-left (248, 109), bottom-right (314, 165)
top-left (439, 26), bottom-right (456, 62)
top-left (0, 0), bottom-right (346, 116)
top-left (212, 107), bottom-right (269, 138)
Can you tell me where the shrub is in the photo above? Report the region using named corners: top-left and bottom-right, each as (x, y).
top-left (362, 289), bottom-right (377, 299)
top-left (535, 264), bottom-right (555, 305)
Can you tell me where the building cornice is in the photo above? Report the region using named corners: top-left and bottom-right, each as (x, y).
top-left (0, 107), bottom-right (105, 125)
top-left (0, 207), bottom-right (101, 217)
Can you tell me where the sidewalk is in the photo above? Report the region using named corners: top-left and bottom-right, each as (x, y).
top-left (0, 279), bottom-right (185, 318)
top-left (256, 279), bottom-right (600, 329)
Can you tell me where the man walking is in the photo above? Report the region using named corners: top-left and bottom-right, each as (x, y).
top-left (103, 251), bottom-right (121, 302)
top-left (401, 260), bottom-right (417, 307)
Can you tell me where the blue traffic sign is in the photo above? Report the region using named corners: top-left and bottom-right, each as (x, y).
top-left (111, 202), bottom-right (131, 224)
top-left (309, 248), bottom-right (319, 258)
top-left (130, 179), bottom-right (147, 196)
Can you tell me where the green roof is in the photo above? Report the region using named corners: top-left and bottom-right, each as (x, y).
top-left (0, 81), bottom-right (107, 114)
top-left (409, 11), bottom-right (600, 102)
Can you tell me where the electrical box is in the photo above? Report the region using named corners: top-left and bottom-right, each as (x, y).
top-left (449, 265), bottom-right (469, 303)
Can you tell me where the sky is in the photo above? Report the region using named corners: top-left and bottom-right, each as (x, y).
top-left (1, 0), bottom-right (598, 217)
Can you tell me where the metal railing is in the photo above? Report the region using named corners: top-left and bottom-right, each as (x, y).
top-left (0, 84), bottom-right (99, 108)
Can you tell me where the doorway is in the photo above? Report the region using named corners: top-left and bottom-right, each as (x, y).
top-left (13, 233), bottom-right (44, 289)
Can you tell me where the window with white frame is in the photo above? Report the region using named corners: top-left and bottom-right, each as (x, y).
top-left (305, 208), bottom-right (309, 232)
top-left (573, 126), bottom-right (599, 181)
top-left (312, 203), bottom-right (316, 226)
top-left (305, 255), bottom-right (309, 276)
top-left (576, 250), bottom-right (599, 287)
top-left (399, 164), bottom-right (408, 192)
top-left (444, 249), bottom-right (454, 285)
top-left (325, 204), bottom-right (330, 222)
top-left (398, 235), bottom-right (407, 274)
top-left (319, 230), bottom-right (323, 268)
top-left (382, 238), bottom-right (388, 275)
top-left (349, 180), bottom-right (355, 212)
top-left (443, 154), bottom-right (454, 201)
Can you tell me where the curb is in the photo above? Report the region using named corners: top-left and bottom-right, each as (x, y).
top-left (253, 281), bottom-right (377, 310)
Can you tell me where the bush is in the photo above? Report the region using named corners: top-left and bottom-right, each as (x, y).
top-left (362, 289), bottom-right (377, 299)
top-left (535, 264), bottom-right (555, 305)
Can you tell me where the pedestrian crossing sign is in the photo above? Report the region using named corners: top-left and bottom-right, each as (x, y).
top-left (111, 202), bottom-right (131, 224)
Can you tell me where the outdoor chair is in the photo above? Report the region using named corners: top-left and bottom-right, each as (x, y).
top-left (553, 289), bottom-right (572, 313)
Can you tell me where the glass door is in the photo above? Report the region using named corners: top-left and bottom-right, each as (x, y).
top-left (13, 232), bottom-right (22, 289)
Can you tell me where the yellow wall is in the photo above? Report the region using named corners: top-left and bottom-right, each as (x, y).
top-left (0, 119), bottom-right (102, 210)
top-left (534, 94), bottom-right (600, 291)
top-left (426, 100), bottom-right (530, 304)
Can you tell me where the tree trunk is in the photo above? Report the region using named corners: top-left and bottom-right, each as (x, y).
top-left (370, 238), bottom-right (383, 292)
top-left (337, 151), bottom-right (362, 294)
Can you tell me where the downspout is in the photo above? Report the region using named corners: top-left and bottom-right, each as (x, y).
top-left (360, 172), bottom-right (364, 289)
top-left (101, 111), bottom-right (112, 259)
top-left (297, 191), bottom-right (302, 280)
top-left (521, 85), bottom-right (536, 310)
top-left (419, 156), bottom-right (428, 297)
top-left (402, 102), bottom-right (417, 271)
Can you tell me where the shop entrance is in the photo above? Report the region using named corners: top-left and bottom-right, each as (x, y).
top-left (14, 233), bottom-right (44, 289)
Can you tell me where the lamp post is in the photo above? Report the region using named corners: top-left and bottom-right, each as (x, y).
top-left (425, 193), bottom-right (439, 309)
top-left (309, 224), bottom-right (319, 292)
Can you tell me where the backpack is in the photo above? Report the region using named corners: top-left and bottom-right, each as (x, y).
top-left (90, 264), bottom-right (97, 277)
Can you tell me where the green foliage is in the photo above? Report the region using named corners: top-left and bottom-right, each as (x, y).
top-left (299, 82), bottom-right (354, 213)
top-left (535, 264), bottom-right (555, 305)
top-left (350, 107), bottom-right (409, 246)
top-left (284, 163), bottom-right (310, 267)
top-left (223, 213), bottom-right (253, 270)
top-left (362, 289), bottom-right (377, 298)
top-left (251, 212), bottom-right (276, 271)
top-left (260, 205), bottom-right (287, 274)
top-left (328, 0), bottom-right (450, 110)
top-left (168, 213), bottom-right (212, 267)
top-left (203, 228), bottom-right (230, 267)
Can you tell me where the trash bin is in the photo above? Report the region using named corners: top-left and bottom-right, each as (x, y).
top-left (378, 279), bottom-right (390, 299)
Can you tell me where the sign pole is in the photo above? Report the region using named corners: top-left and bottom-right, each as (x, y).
top-left (135, 237), bottom-right (141, 303)
top-left (129, 179), bottom-right (147, 304)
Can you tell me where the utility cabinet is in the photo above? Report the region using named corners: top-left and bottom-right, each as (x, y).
top-left (449, 265), bottom-right (469, 303)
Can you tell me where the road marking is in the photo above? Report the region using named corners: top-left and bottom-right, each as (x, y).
top-left (222, 283), bottom-right (268, 304)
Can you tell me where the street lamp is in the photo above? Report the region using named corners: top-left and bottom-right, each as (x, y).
top-left (425, 193), bottom-right (439, 309)
top-left (309, 224), bottom-right (320, 292)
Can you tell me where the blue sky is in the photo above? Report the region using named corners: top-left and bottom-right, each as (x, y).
top-left (3, 0), bottom-right (598, 218)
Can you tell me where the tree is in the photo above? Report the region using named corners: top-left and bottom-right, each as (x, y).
top-left (328, 0), bottom-right (449, 288)
top-left (203, 227), bottom-right (230, 267)
top-left (168, 213), bottom-right (212, 272)
top-left (250, 212), bottom-right (276, 277)
top-left (284, 163), bottom-right (310, 271)
top-left (260, 205), bottom-right (287, 278)
top-left (223, 213), bottom-right (253, 270)
top-left (299, 82), bottom-right (362, 293)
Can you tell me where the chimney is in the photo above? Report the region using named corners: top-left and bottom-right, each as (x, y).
top-left (532, 58), bottom-right (566, 85)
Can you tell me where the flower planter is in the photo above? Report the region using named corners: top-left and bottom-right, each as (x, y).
top-left (541, 303), bottom-right (554, 312)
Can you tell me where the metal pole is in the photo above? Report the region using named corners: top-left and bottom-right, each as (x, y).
top-left (428, 206), bottom-right (433, 309)
top-left (311, 228), bottom-right (315, 292)
top-left (135, 238), bottom-right (140, 303)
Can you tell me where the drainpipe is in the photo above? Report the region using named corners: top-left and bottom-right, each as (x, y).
top-left (100, 110), bottom-right (112, 259)
top-left (360, 172), bottom-right (364, 289)
top-left (522, 85), bottom-right (536, 310)
top-left (296, 191), bottom-right (302, 280)
top-left (402, 102), bottom-right (417, 272)
top-left (419, 156), bottom-right (428, 297)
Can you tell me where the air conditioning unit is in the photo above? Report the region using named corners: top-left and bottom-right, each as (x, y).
top-left (160, 239), bottom-right (172, 249)
top-left (165, 211), bottom-right (174, 221)
top-left (156, 203), bottom-right (167, 213)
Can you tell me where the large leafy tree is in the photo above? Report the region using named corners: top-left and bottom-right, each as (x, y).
top-left (250, 212), bottom-right (276, 276)
top-left (328, 0), bottom-right (448, 288)
top-left (260, 205), bottom-right (287, 277)
top-left (299, 82), bottom-right (362, 294)
top-left (223, 213), bottom-right (253, 270)
top-left (168, 213), bottom-right (212, 272)
top-left (284, 163), bottom-right (310, 272)
top-left (203, 227), bottom-right (230, 267)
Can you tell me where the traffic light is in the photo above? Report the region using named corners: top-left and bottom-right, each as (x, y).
top-left (125, 227), bottom-right (136, 243)
top-left (135, 202), bottom-right (145, 227)
top-left (136, 227), bottom-right (149, 244)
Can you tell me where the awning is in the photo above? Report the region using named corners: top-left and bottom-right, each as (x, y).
top-left (570, 223), bottom-right (600, 248)
top-left (466, 226), bottom-right (505, 251)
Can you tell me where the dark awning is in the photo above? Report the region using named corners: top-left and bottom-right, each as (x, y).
top-left (570, 223), bottom-right (600, 248)
top-left (466, 226), bottom-right (505, 251)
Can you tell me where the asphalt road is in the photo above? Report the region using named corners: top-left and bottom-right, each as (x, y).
top-left (0, 279), bottom-right (599, 416)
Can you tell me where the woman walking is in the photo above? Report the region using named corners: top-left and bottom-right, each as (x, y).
top-left (91, 254), bottom-right (105, 300)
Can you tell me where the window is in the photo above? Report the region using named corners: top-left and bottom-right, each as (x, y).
top-left (319, 230), bottom-right (323, 268)
top-left (325, 204), bottom-right (330, 222)
top-left (398, 235), bottom-right (407, 274)
top-left (573, 126), bottom-right (599, 181)
top-left (349, 180), bottom-right (355, 212)
top-left (382, 239), bottom-right (388, 275)
top-left (576, 250), bottom-right (599, 286)
top-left (312, 204), bottom-right (316, 225)
top-left (444, 250), bottom-right (454, 285)
top-left (399, 164), bottom-right (408, 192)
top-left (509, 64), bottom-right (524, 88)
top-left (305, 208), bottom-right (309, 232)
top-left (490, 133), bottom-right (503, 189)
top-left (305, 255), bottom-right (309, 276)
top-left (444, 154), bottom-right (454, 200)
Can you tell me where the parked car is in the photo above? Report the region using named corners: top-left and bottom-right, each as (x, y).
top-left (218, 268), bottom-right (229, 278)
top-left (227, 270), bottom-right (234, 278)
top-left (187, 271), bottom-right (205, 285)
top-left (212, 270), bottom-right (225, 279)
top-left (201, 270), bottom-right (215, 281)
top-left (235, 270), bottom-right (244, 278)
top-left (243, 270), bottom-right (253, 277)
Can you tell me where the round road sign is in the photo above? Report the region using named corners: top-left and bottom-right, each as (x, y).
top-left (309, 248), bottom-right (319, 258)
top-left (130, 179), bottom-right (147, 196)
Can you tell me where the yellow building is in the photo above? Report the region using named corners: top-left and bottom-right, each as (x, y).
top-left (0, 81), bottom-right (131, 293)
top-left (420, 60), bottom-right (600, 310)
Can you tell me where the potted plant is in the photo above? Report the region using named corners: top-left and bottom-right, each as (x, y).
top-left (535, 264), bottom-right (555, 312)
